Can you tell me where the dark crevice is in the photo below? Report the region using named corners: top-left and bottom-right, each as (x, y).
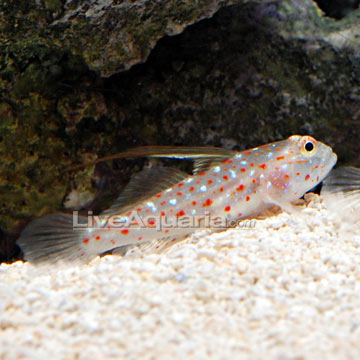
top-left (314, 0), bottom-right (360, 19)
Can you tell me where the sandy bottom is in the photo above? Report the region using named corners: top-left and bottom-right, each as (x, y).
top-left (1, 194), bottom-right (360, 360)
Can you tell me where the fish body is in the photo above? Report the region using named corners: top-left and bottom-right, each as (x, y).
top-left (18, 135), bottom-right (337, 263)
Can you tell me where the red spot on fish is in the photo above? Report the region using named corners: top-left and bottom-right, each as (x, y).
top-left (221, 159), bottom-right (233, 164)
top-left (176, 210), bottom-right (185, 217)
top-left (83, 238), bottom-right (89, 244)
top-left (160, 201), bottom-right (166, 206)
top-left (276, 156), bottom-right (285, 161)
top-left (178, 182), bottom-right (184, 187)
top-left (111, 239), bottom-right (116, 245)
top-left (121, 229), bottom-right (129, 235)
top-left (259, 163), bottom-right (266, 169)
top-left (238, 213), bottom-right (242, 217)
top-left (192, 201), bottom-right (197, 206)
top-left (305, 174), bottom-right (310, 181)
top-left (296, 172), bottom-right (300, 176)
top-left (148, 220), bottom-right (155, 226)
top-left (138, 236), bottom-right (143, 241)
top-left (137, 208), bottom-right (142, 212)
top-left (161, 211), bottom-right (165, 217)
top-left (189, 186), bottom-right (195, 192)
top-left (198, 172), bottom-right (206, 176)
top-left (237, 185), bottom-right (245, 191)
top-left (225, 205), bottom-right (231, 212)
top-left (252, 179), bottom-right (256, 184)
top-left (208, 179), bottom-right (213, 184)
top-left (220, 187), bottom-right (224, 192)
top-left (296, 160), bottom-right (306, 164)
top-left (156, 193), bottom-right (162, 198)
top-left (232, 165), bottom-right (237, 169)
top-left (176, 192), bottom-right (183, 196)
top-left (165, 229), bottom-right (169, 234)
top-left (223, 175), bottom-right (228, 180)
top-left (95, 236), bottom-right (101, 241)
top-left (203, 198), bottom-right (213, 207)
top-left (241, 168), bottom-right (246, 172)
top-left (196, 180), bottom-right (201, 184)
top-left (245, 151), bottom-right (252, 155)
top-left (246, 196), bottom-right (250, 202)
top-left (284, 174), bottom-right (290, 179)
top-left (107, 226), bottom-right (111, 231)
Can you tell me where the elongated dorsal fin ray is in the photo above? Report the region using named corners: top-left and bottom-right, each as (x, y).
top-left (101, 166), bottom-right (189, 217)
top-left (121, 146), bottom-right (237, 160)
top-left (66, 146), bottom-right (237, 172)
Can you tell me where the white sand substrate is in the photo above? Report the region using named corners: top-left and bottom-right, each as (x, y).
top-left (1, 193), bottom-right (360, 360)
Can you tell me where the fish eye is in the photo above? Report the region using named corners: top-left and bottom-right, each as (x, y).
top-left (304, 141), bottom-right (314, 152)
top-left (299, 136), bottom-right (317, 155)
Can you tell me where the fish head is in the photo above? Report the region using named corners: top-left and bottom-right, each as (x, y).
top-left (264, 135), bottom-right (337, 201)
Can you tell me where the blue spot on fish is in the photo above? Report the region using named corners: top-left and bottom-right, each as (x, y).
top-left (147, 202), bottom-right (157, 212)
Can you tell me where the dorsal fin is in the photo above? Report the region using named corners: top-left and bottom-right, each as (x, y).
top-left (193, 158), bottom-right (225, 175)
top-left (122, 146), bottom-right (237, 160)
top-left (101, 166), bottom-right (189, 216)
top-left (66, 146), bottom-right (237, 173)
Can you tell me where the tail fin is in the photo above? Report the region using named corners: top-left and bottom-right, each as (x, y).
top-left (322, 166), bottom-right (360, 220)
top-left (17, 213), bottom-right (95, 264)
